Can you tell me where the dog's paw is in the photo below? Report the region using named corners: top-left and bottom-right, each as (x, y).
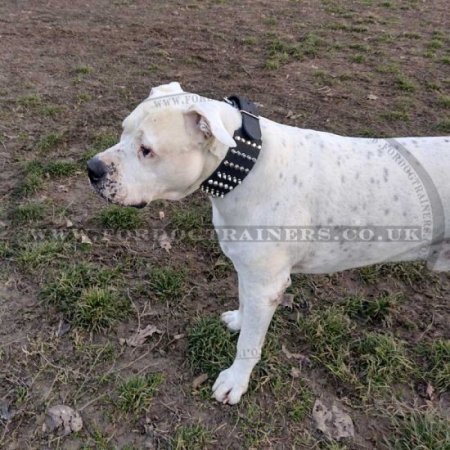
top-left (221, 310), bottom-right (242, 331)
top-left (212, 367), bottom-right (248, 404)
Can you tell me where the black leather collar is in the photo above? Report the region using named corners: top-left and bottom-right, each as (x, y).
top-left (200, 96), bottom-right (262, 198)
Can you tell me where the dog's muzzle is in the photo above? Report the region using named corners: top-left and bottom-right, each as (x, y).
top-left (87, 157), bottom-right (108, 185)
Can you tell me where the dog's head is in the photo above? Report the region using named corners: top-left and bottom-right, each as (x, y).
top-left (87, 82), bottom-right (239, 207)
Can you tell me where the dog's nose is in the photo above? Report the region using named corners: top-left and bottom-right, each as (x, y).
top-left (87, 157), bottom-right (107, 183)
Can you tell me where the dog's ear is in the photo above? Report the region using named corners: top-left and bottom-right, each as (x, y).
top-left (185, 102), bottom-right (236, 148)
top-left (148, 82), bottom-right (183, 98)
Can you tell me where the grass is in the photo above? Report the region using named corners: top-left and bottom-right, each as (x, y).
top-left (350, 54), bottom-right (366, 63)
top-left (74, 65), bottom-right (94, 74)
top-left (36, 132), bottom-right (64, 152)
top-left (287, 384), bottom-right (314, 422)
top-left (381, 111), bottom-right (410, 122)
top-left (17, 94), bottom-right (42, 108)
top-left (357, 262), bottom-right (431, 286)
top-left (73, 287), bottom-right (130, 332)
top-left (438, 95), bottom-right (450, 109)
top-left (11, 202), bottom-right (46, 223)
top-left (299, 307), bottom-right (358, 385)
top-left (148, 266), bottom-right (186, 301)
top-left (82, 132), bottom-right (118, 162)
top-left (356, 332), bottom-right (413, 394)
top-left (45, 161), bottom-right (78, 177)
top-left (187, 316), bottom-right (236, 377)
top-left (299, 305), bottom-right (414, 395)
top-left (388, 408), bottom-right (450, 449)
top-left (344, 292), bottom-right (400, 326)
top-left (16, 241), bottom-right (67, 270)
top-left (117, 373), bottom-right (164, 414)
top-left (436, 118), bottom-right (450, 133)
top-left (17, 173), bottom-right (43, 196)
top-left (172, 424), bottom-right (214, 450)
top-left (17, 160), bottom-right (78, 196)
top-left (417, 339), bottom-right (450, 393)
top-left (170, 205), bottom-right (210, 232)
top-left (265, 32), bottom-right (325, 69)
top-left (97, 205), bottom-right (142, 230)
top-left (39, 263), bottom-right (127, 330)
top-left (395, 75), bottom-right (417, 92)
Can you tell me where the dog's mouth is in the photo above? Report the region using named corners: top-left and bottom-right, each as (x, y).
top-left (129, 201), bottom-right (147, 209)
top-left (89, 182), bottom-right (147, 209)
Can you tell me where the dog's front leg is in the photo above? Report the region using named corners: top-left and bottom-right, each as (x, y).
top-left (212, 270), bottom-right (290, 404)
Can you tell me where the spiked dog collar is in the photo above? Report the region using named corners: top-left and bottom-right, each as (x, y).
top-left (200, 96), bottom-right (262, 198)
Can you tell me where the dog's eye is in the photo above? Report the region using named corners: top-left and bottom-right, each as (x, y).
top-left (140, 145), bottom-right (155, 158)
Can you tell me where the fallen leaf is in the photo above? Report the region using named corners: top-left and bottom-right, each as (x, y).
top-left (192, 373), bottom-right (208, 389)
top-left (313, 399), bottom-right (354, 441)
top-left (281, 293), bottom-right (295, 308)
top-left (0, 401), bottom-right (14, 421)
top-left (42, 405), bottom-right (83, 436)
top-left (158, 232), bottom-right (172, 253)
top-left (122, 324), bottom-right (163, 347)
top-left (425, 383), bottom-right (435, 400)
top-left (56, 320), bottom-right (71, 337)
top-left (80, 233), bottom-right (92, 245)
top-left (65, 219), bottom-right (73, 228)
top-left (281, 344), bottom-right (311, 367)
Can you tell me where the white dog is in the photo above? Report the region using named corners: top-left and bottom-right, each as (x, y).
top-left (88, 82), bottom-right (450, 404)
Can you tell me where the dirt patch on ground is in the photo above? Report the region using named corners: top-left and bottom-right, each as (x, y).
top-left (1, 0), bottom-right (449, 448)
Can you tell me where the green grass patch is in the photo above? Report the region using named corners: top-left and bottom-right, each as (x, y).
top-left (298, 307), bottom-right (358, 385)
top-left (438, 95), bottom-right (450, 109)
top-left (172, 424), bottom-right (214, 450)
top-left (388, 409), bottom-right (450, 449)
top-left (395, 76), bottom-right (416, 92)
top-left (82, 132), bottom-right (118, 162)
top-left (187, 316), bottom-right (236, 377)
top-left (376, 63), bottom-right (400, 74)
top-left (356, 332), bottom-right (413, 395)
top-left (381, 111), bottom-right (410, 121)
top-left (97, 205), bottom-right (142, 230)
top-left (148, 266), bottom-right (186, 301)
top-left (11, 202), bottom-right (46, 223)
top-left (417, 339), bottom-right (450, 393)
top-left (265, 32), bottom-right (326, 69)
top-left (36, 132), bottom-right (64, 152)
top-left (17, 173), bottom-right (44, 196)
top-left (74, 65), bottom-right (94, 74)
top-left (117, 373), bottom-right (164, 414)
top-left (287, 383), bottom-right (314, 422)
top-left (299, 306), bottom-right (414, 394)
top-left (45, 160), bottom-right (79, 177)
top-left (73, 287), bottom-right (130, 332)
top-left (16, 241), bottom-right (67, 270)
top-left (0, 242), bottom-right (11, 258)
top-left (344, 293), bottom-right (400, 326)
top-left (17, 94), bottom-right (42, 108)
top-left (357, 262), bottom-right (431, 286)
top-left (39, 105), bottom-right (63, 117)
top-left (350, 54), bottom-right (367, 63)
top-left (436, 118), bottom-right (450, 133)
top-left (170, 205), bottom-right (210, 232)
top-left (40, 263), bottom-right (127, 330)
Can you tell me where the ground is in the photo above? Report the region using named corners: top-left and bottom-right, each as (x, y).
top-left (0, 0), bottom-right (449, 448)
